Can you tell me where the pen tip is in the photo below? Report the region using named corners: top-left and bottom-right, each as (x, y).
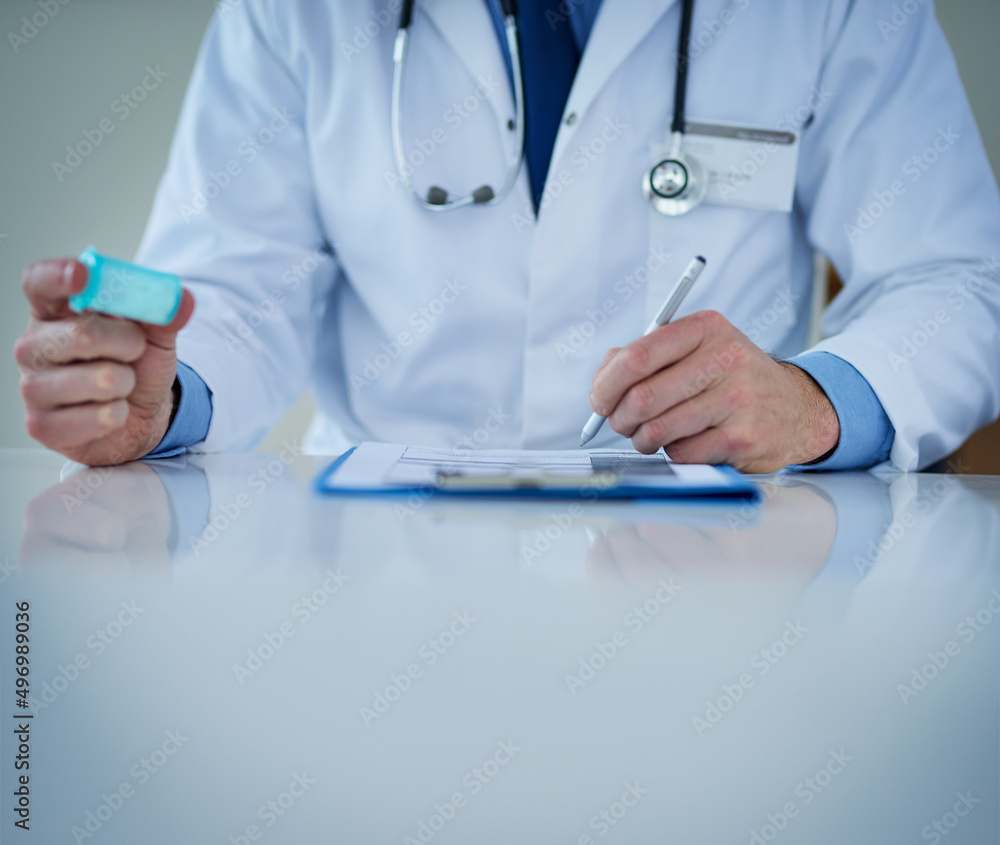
top-left (696, 255), bottom-right (706, 264)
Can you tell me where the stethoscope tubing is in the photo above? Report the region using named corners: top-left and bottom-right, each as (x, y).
top-left (391, 7), bottom-right (526, 211)
top-left (392, 0), bottom-right (701, 216)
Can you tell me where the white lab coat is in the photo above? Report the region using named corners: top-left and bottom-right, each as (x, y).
top-left (135, 0), bottom-right (1000, 470)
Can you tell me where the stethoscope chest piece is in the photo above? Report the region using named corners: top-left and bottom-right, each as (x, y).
top-left (644, 0), bottom-right (706, 217)
top-left (643, 147), bottom-right (707, 216)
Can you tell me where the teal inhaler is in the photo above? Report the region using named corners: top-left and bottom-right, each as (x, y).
top-left (69, 247), bottom-right (182, 325)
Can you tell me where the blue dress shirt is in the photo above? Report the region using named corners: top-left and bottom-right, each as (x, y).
top-left (147, 0), bottom-right (894, 470)
top-left (145, 362), bottom-right (212, 458)
top-left (789, 352), bottom-right (893, 469)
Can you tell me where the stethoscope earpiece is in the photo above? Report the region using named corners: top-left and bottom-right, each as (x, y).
top-left (392, 5), bottom-right (525, 211)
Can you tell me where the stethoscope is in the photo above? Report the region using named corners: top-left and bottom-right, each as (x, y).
top-left (642, 0), bottom-right (707, 216)
top-left (392, 0), bottom-right (524, 210)
top-left (391, 0), bottom-right (705, 217)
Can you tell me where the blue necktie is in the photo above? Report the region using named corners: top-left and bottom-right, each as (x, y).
top-left (516, 1), bottom-right (582, 211)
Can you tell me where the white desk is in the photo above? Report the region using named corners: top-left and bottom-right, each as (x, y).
top-left (2, 449), bottom-right (997, 844)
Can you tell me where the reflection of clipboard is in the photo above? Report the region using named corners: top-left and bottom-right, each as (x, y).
top-left (315, 443), bottom-right (761, 503)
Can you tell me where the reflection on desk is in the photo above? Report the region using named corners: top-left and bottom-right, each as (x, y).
top-left (3, 450), bottom-right (998, 844)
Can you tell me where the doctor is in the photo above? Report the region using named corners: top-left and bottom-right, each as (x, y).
top-left (14, 0), bottom-right (1000, 471)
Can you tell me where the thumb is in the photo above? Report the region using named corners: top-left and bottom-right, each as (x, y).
top-left (125, 288), bottom-right (196, 422)
top-left (598, 347), bottom-right (622, 370)
top-left (142, 288), bottom-right (195, 349)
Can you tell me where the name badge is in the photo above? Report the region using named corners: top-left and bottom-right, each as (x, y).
top-left (681, 120), bottom-right (800, 213)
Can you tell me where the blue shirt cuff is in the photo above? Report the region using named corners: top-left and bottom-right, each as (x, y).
top-left (787, 352), bottom-right (895, 471)
top-left (144, 362), bottom-right (213, 458)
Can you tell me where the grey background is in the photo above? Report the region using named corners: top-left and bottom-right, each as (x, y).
top-left (1, 0), bottom-right (998, 452)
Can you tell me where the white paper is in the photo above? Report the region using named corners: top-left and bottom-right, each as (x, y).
top-left (328, 442), bottom-right (727, 490)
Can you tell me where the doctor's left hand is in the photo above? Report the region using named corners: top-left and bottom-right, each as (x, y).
top-left (589, 310), bottom-right (840, 472)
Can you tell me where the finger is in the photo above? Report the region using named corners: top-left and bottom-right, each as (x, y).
top-left (16, 316), bottom-right (146, 369)
top-left (126, 288), bottom-right (194, 419)
top-left (19, 535), bottom-right (133, 574)
top-left (25, 399), bottom-right (129, 451)
top-left (584, 532), bottom-right (636, 583)
top-left (21, 361), bottom-right (136, 411)
top-left (607, 347), bottom-right (737, 437)
top-left (590, 310), bottom-right (722, 416)
top-left (143, 288), bottom-right (195, 349)
top-left (23, 494), bottom-right (128, 552)
top-left (601, 525), bottom-right (670, 578)
top-left (635, 522), bottom-right (720, 567)
top-left (595, 347), bottom-right (622, 373)
top-left (628, 391), bottom-right (730, 454)
top-left (22, 259), bottom-right (87, 321)
top-left (664, 426), bottom-right (736, 467)
top-left (585, 534), bottom-right (621, 580)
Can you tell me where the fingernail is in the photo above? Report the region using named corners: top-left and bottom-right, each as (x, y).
top-left (98, 405), bottom-right (116, 427)
top-left (589, 393), bottom-right (606, 415)
top-left (63, 261), bottom-right (75, 292)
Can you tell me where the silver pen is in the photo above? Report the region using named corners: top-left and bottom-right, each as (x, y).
top-left (579, 256), bottom-right (707, 447)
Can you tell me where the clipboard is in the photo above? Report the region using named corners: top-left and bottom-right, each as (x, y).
top-left (314, 443), bottom-right (760, 503)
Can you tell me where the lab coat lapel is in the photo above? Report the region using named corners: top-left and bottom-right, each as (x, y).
top-left (418, 0), bottom-right (517, 149)
top-left (550, 0), bottom-right (679, 167)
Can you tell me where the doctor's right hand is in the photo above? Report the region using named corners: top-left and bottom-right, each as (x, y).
top-left (14, 258), bottom-right (195, 466)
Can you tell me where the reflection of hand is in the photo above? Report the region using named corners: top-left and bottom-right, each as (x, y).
top-left (20, 462), bottom-right (172, 573)
top-left (585, 483), bottom-right (837, 586)
top-left (588, 311), bottom-right (840, 471)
